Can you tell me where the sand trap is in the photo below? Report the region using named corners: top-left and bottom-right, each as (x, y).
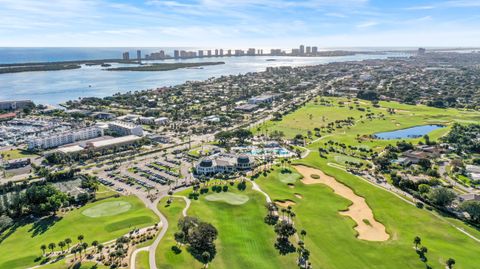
top-left (294, 165), bottom-right (389, 242)
top-left (275, 199), bottom-right (296, 207)
top-left (294, 193), bottom-right (303, 199)
top-left (287, 183), bottom-right (295, 189)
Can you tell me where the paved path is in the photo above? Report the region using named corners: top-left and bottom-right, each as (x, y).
top-left (147, 196), bottom-right (167, 269)
top-left (130, 195), bottom-right (191, 269)
top-left (250, 179), bottom-right (272, 203)
top-left (130, 247), bottom-right (149, 269)
top-left (172, 195), bottom-right (191, 217)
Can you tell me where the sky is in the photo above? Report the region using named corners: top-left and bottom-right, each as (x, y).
top-left (1, 0), bottom-right (480, 47)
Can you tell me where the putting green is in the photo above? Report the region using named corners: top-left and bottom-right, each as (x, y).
top-left (205, 192), bottom-right (249, 205)
top-left (278, 170), bottom-right (302, 183)
top-left (82, 201), bottom-right (132, 218)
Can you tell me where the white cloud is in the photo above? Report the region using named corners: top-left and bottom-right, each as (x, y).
top-left (356, 21), bottom-right (379, 28)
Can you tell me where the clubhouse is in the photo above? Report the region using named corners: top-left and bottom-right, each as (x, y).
top-left (195, 154), bottom-right (255, 175)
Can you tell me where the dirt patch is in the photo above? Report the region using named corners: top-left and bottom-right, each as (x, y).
top-left (287, 183), bottom-right (295, 189)
top-left (294, 165), bottom-right (389, 242)
top-left (275, 199), bottom-right (296, 208)
top-left (294, 193), bottom-right (303, 199)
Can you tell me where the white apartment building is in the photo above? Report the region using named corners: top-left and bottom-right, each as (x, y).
top-left (28, 127), bottom-right (103, 149)
top-left (108, 121), bottom-right (144, 136)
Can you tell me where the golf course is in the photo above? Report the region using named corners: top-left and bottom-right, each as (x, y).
top-left (0, 195), bottom-right (158, 269)
top-left (145, 97), bottom-right (480, 269)
top-left (155, 184), bottom-right (298, 269)
top-left (253, 97), bottom-right (480, 268)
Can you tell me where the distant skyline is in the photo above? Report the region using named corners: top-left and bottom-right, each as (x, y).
top-left (1, 0), bottom-right (480, 47)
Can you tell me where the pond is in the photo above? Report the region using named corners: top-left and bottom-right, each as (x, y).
top-left (374, 125), bottom-right (444, 140)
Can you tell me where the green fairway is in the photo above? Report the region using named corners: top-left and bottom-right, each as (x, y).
top-left (82, 201), bottom-right (132, 217)
top-left (156, 185), bottom-right (298, 269)
top-left (0, 149), bottom-right (37, 160)
top-left (251, 97), bottom-right (480, 269)
top-left (136, 250), bottom-right (150, 269)
top-left (255, 97), bottom-right (480, 146)
top-left (204, 192), bottom-right (250, 205)
top-left (0, 195), bottom-right (158, 269)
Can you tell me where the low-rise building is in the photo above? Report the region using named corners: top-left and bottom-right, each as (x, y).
top-left (3, 158), bottom-right (31, 170)
top-left (248, 94), bottom-right (277, 104)
top-left (235, 104), bottom-right (258, 112)
top-left (0, 100), bottom-right (34, 111)
top-left (0, 112), bottom-right (16, 121)
top-left (28, 127), bottom-right (104, 149)
top-left (86, 135), bottom-right (142, 150)
top-left (459, 193), bottom-right (480, 202)
top-left (195, 154), bottom-right (255, 175)
top-left (91, 112), bottom-right (115, 120)
top-left (108, 121), bottom-right (143, 136)
top-left (154, 117), bottom-right (169, 125)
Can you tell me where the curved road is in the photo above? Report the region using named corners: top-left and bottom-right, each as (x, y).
top-left (131, 195), bottom-right (191, 269)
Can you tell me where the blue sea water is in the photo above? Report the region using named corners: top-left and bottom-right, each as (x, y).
top-left (374, 125), bottom-right (444, 140)
top-left (0, 48), bottom-right (406, 105)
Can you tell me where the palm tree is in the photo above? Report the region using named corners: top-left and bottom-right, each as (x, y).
top-left (48, 242), bottom-right (56, 254)
top-left (281, 208), bottom-right (287, 219)
top-left (65, 238), bottom-right (72, 250)
top-left (446, 258), bottom-right (455, 269)
top-left (71, 247), bottom-right (77, 259)
top-left (78, 235), bottom-right (84, 243)
top-left (300, 229), bottom-right (307, 240)
top-left (413, 236), bottom-right (421, 250)
top-left (201, 251), bottom-right (210, 269)
top-left (82, 242), bottom-right (89, 254)
top-left (91, 240), bottom-right (99, 253)
top-left (58, 241), bottom-right (66, 252)
top-left (40, 244), bottom-right (47, 255)
top-left (97, 244), bottom-right (104, 254)
top-left (289, 212), bottom-right (296, 224)
top-left (419, 246), bottom-right (428, 260)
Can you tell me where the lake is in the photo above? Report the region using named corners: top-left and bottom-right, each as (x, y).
top-left (0, 51), bottom-right (404, 105)
top-left (374, 125), bottom-right (444, 140)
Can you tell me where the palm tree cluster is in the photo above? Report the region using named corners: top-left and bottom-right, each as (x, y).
top-left (413, 236), bottom-right (457, 268)
top-left (39, 234), bottom-right (106, 266)
top-left (297, 230), bottom-right (312, 269)
top-left (273, 206), bottom-right (297, 255)
top-left (413, 236), bottom-right (429, 263)
top-left (264, 202), bottom-right (279, 225)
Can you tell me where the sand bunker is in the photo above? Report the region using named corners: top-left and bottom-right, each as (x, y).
top-left (294, 165), bottom-right (389, 242)
top-left (275, 199), bottom-right (296, 208)
top-left (287, 183), bottom-right (295, 189)
top-left (294, 193), bottom-right (303, 199)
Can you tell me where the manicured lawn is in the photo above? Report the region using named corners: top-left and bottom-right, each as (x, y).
top-left (82, 201), bottom-right (132, 217)
top-left (155, 185), bottom-right (298, 269)
top-left (204, 192), bottom-right (249, 205)
top-left (0, 195), bottom-right (158, 269)
top-left (135, 250), bottom-right (150, 269)
top-left (277, 168), bottom-right (302, 183)
top-left (255, 97), bottom-right (480, 146)
top-left (94, 184), bottom-right (117, 200)
top-left (0, 149), bottom-right (38, 160)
